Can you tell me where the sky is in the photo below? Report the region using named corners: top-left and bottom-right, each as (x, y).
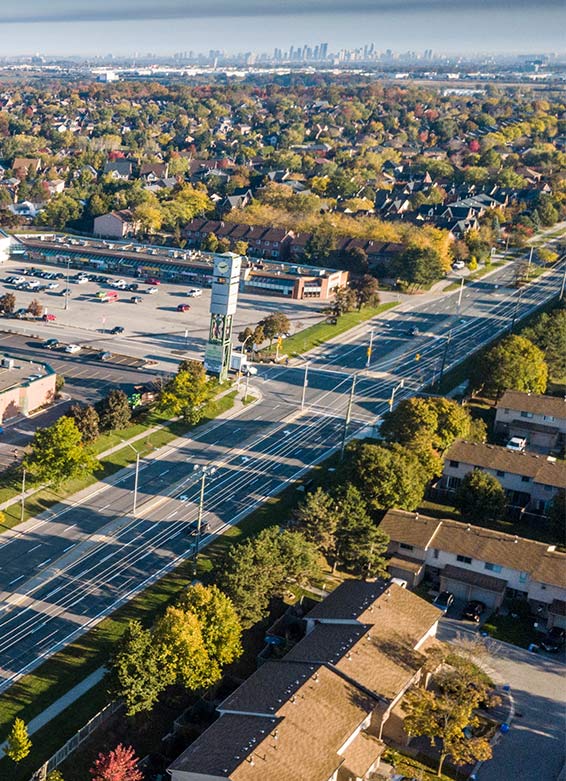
top-left (0, 0), bottom-right (564, 57)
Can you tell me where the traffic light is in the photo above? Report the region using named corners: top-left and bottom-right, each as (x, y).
top-left (415, 353), bottom-right (421, 362)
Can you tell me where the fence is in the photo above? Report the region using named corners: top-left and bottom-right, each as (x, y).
top-left (29, 700), bottom-right (122, 780)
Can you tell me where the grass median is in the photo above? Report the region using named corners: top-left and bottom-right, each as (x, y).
top-left (0, 455), bottom-right (324, 780)
top-left (0, 391), bottom-right (237, 533)
top-left (276, 301), bottom-right (396, 358)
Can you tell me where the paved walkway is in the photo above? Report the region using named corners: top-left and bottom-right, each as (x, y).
top-left (0, 666), bottom-right (106, 758)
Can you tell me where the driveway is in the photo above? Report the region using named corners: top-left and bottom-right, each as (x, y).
top-left (438, 620), bottom-right (566, 781)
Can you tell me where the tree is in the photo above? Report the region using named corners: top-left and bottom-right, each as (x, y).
top-left (47, 772), bottom-right (65, 781)
top-left (521, 309), bottom-right (566, 379)
top-left (96, 389), bottom-right (132, 431)
top-left (393, 245), bottom-right (446, 286)
top-left (381, 396), bottom-right (483, 453)
top-left (24, 417), bottom-right (98, 487)
top-left (177, 584), bottom-right (242, 669)
top-left (218, 527), bottom-right (318, 627)
top-left (201, 232), bottom-right (218, 252)
top-left (110, 620), bottom-right (166, 716)
top-left (455, 469), bottom-right (507, 524)
top-left (38, 192), bottom-right (82, 230)
top-left (347, 442), bottom-right (433, 512)
top-left (472, 335), bottom-right (548, 397)
top-left (0, 292), bottom-right (16, 314)
top-left (233, 240), bottom-right (249, 256)
top-left (351, 274), bottom-right (380, 309)
top-left (304, 222), bottom-right (337, 263)
top-left (5, 718), bottom-right (32, 763)
top-left (342, 246), bottom-right (368, 274)
top-left (90, 744), bottom-right (143, 781)
top-left (153, 606), bottom-right (216, 690)
top-left (259, 312), bottom-right (291, 346)
top-left (333, 484), bottom-right (389, 578)
top-left (294, 487), bottom-right (338, 559)
top-left (159, 359), bottom-right (211, 424)
top-left (27, 299), bottom-right (43, 318)
top-left (133, 201), bottom-right (162, 234)
top-left (333, 286), bottom-right (357, 316)
top-left (67, 403), bottom-right (100, 444)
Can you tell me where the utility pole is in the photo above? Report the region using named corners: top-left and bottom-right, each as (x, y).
top-left (340, 374), bottom-right (357, 460)
top-left (456, 277), bottom-right (464, 316)
top-left (121, 439), bottom-right (141, 515)
top-left (301, 361), bottom-right (309, 410)
top-left (192, 464), bottom-right (216, 570)
top-left (560, 264), bottom-right (566, 301)
top-left (527, 246), bottom-right (534, 279)
top-left (366, 329), bottom-right (374, 369)
top-left (244, 370), bottom-right (250, 403)
top-left (20, 466), bottom-right (26, 524)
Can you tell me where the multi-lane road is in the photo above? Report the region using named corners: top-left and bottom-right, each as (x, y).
top-left (0, 252), bottom-right (564, 691)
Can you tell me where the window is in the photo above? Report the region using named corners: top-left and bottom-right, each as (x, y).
top-left (496, 470), bottom-right (505, 477)
top-left (520, 411), bottom-right (533, 419)
top-left (543, 415), bottom-right (555, 422)
top-left (433, 548), bottom-right (439, 559)
top-left (400, 543), bottom-right (414, 551)
top-left (449, 460), bottom-right (459, 468)
top-left (485, 562), bottom-right (503, 573)
top-left (521, 476), bottom-right (531, 483)
top-left (447, 476), bottom-right (461, 490)
top-left (457, 555), bottom-right (472, 565)
top-left (519, 572), bottom-right (528, 583)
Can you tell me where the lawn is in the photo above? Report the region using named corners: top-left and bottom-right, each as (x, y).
top-left (483, 600), bottom-right (542, 649)
top-left (274, 301), bottom-right (396, 358)
top-left (382, 749), bottom-right (455, 781)
top-left (0, 451), bottom-right (334, 780)
top-left (0, 391), bottom-right (237, 533)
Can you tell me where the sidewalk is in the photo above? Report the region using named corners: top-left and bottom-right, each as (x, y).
top-left (0, 667), bottom-right (106, 759)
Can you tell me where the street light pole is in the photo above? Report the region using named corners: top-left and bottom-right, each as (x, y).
top-left (340, 373), bottom-right (357, 460)
top-left (560, 264), bottom-right (566, 301)
top-left (121, 439), bottom-right (141, 515)
top-left (366, 329), bottom-right (374, 369)
top-left (193, 464), bottom-right (216, 569)
top-left (456, 277), bottom-right (464, 316)
top-left (301, 361), bottom-right (309, 410)
top-left (527, 246), bottom-right (533, 279)
top-left (438, 329), bottom-right (453, 389)
top-left (64, 257), bottom-right (70, 311)
top-left (389, 379), bottom-right (405, 413)
top-left (511, 287), bottom-right (524, 331)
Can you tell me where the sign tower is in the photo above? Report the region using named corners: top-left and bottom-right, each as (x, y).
top-left (204, 253), bottom-right (241, 381)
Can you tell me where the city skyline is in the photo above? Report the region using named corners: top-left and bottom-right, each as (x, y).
top-left (0, 0), bottom-right (564, 56)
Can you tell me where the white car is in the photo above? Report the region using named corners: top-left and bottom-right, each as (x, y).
top-left (452, 260), bottom-right (466, 270)
top-left (76, 276), bottom-right (89, 284)
top-left (187, 288), bottom-right (202, 297)
top-left (47, 282), bottom-right (60, 290)
top-left (506, 436), bottom-right (527, 452)
top-left (65, 344), bottom-right (82, 354)
top-left (146, 287), bottom-right (158, 295)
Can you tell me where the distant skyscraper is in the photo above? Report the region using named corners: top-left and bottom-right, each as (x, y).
top-left (320, 42), bottom-right (328, 59)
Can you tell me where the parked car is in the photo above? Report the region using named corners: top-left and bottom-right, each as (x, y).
top-left (506, 436), bottom-right (527, 452)
top-left (452, 260), bottom-right (466, 270)
top-left (433, 591), bottom-right (455, 612)
top-left (14, 308), bottom-right (29, 319)
top-left (131, 296), bottom-right (143, 304)
top-left (42, 338), bottom-right (60, 350)
top-left (187, 288), bottom-right (202, 297)
top-left (110, 326), bottom-right (124, 334)
top-left (145, 277), bottom-right (160, 285)
top-left (97, 351), bottom-right (113, 362)
top-left (127, 283), bottom-right (139, 291)
top-left (540, 627), bottom-right (565, 653)
top-left (462, 601), bottom-right (486, 623)
top-left (42, 313), bottom-right (56, 322)
top-left (65, 344), bottom-right (81, 354)
top-left (146, 287), bottom-right (158, 295)
top-left (47, 282), bottom-right (60, 290)
top-left (177, 303), bottom-right (191, 312)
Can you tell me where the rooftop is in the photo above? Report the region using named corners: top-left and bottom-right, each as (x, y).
top-left (0, 355), bottom-right (53, 393)
top-left (497, 390), bottom-right (566, 420)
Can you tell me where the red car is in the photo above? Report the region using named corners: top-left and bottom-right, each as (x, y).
top-left (42, 313), bottom-right (56, 322)
top-left (145, 277), bottom-right (160, 285)
top-left (177, 304), bottom-right (191, 312)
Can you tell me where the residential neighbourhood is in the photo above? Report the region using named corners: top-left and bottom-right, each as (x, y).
top-left (0, 7), bottom-right (564, 781)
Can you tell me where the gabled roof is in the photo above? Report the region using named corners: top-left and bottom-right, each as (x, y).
top-left (497, 390), bottom-right (566, 421)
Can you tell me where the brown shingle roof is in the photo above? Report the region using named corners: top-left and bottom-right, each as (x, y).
top-left (341, 732), bottom-right (385, 777)
top-left (445, 440), bottom-right (566, 488)
top-left (380, 509), bottom-right (566, 590)
top-left (497, 390), bottom-right (566, 421)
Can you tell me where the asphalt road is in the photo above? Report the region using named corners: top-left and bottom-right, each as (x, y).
top-left (0, 252), bottom-right (564, 690)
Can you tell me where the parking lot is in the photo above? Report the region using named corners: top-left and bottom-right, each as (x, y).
top-left (0, 259), bottom-right (324, 369)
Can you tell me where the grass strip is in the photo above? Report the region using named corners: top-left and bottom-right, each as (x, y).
top-left (0, 392), bottom-right (237, 533)
top-left (442, 261), bottom-right (503, 292)
top-left (275, 301), bottom-right (396, 358)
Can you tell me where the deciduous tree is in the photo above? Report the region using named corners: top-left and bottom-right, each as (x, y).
top-left (455, 468), bottom-right (507, 524)
top-left (96, 389), bottom-right (132, 431)
top-left (90, 744), bottom-right (143, 781)
top-left (351, 274), bottom-right (380, 309)
top-left (259, 312), bottom-right (291, 345)
top-left (110, 620), bottom-right (165, 716)
top-left (153, 606), bottom-right (216, 690)
top-left (67, 403), bottom-right (100, 444)
top-left (0, 292), bottom-right (16, 314)
top-left (472, 335), bottom-right (548, 397)
top-left (5, 718), bottom-right (32, 763)
top-left (27, 298), bottom-right (43, 317)
top-left (24, 417), bottom-right (98, 486)
top-left (177, 584), bottom-right (242, 669)
top-left (159, 359), bottom-right (210, 424)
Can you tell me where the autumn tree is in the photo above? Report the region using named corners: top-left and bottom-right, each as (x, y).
top-left (0, 292), bottom-right (16, 314)
top-left (351, 274), bottom-right (380, 309)
top-left (521, 308), bottom-right (566, 379)
top-left (177, 583), bottom-right (242, 669)
top-left (333, 286), bottom-right (357, 316)
top-left (66, 403), bottom-right (100, 444)
top-left (90, 744), bottom-right (143, 781)
top-left (96, 389), bottom-right (132, 431)
top-left (24, 417), bottom-right (98, 486)
top-left (393, 244), bottom-right (446, 286)
top-left (153, 606), bottom-right (215, 690)
top-left (27, 299), bottom-right (43, 317)
top-left (5, 718), bottom-right (32, 763)
top-left (472, 335), bottom-right (548, 397)
top-left (259, 312), bottom-right (291, 345)
top-left (159, 359), bottom-right (211, 424)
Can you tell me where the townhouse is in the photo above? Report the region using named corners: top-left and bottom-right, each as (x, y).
top-left (168, 580), bottom-right (441, 781)
top-left (440, 439), bottom-right (566, 514)
top-left (93, 209), bottom-right (141, 239)
top-left (494, 390), bottom-right (566, 453)
top-left (379, 509), bottom-right (566, 626)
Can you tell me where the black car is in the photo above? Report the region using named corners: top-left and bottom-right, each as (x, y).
top-left (187, 520), bottom-right (210, 536)
top-left (433, 591), bottom-right (455, 612)
top-left (462, 600), bottom-right (486, 623)
top-left (42, 338), bottom-right (60, 350)
top-left (110, 326), bottom-right (124, 335)
top-left (408, 326), bottom-right (420, 336)
top-left (541, 627), bottom-right (565, 653)
top-left (127, 283), bottom-right (139, 291)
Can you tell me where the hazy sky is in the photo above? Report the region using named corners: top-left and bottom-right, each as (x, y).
top-left (1, 0), bottom-right (564, 56)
